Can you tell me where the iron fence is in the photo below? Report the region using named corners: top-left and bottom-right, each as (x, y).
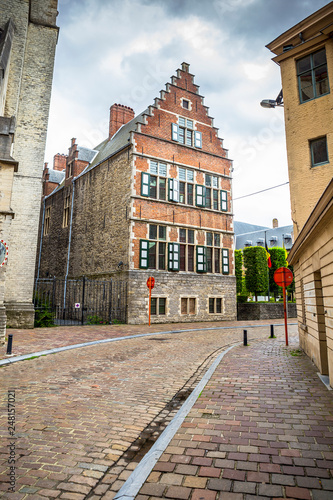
top-left (34, 277), bottom-right (127, 326)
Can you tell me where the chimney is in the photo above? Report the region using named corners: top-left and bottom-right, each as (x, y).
top-left (272, 218), bottom-right (279, 229)
top-left (53, 153), bottom-right (67, 171)
top-left (109, 104), bottom-right (135, 139)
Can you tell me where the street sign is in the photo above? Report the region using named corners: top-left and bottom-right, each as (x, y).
top-left (147, 276), bottom-right (155, 290)
top-left (274, 267), bottom-right (293, 288)
top-left (0, 240), bottom-right (8, 268)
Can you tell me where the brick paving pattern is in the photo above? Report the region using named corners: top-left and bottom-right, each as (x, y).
top-left (137, 337), bottom-right (333, 500)
top-left (0, 323), bottom-right (285, 499)
top-left (0, 319), bottom-right (284, 360)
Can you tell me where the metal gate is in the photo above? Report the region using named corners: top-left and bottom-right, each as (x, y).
top-left (34, 277), bottom-right (127, 326)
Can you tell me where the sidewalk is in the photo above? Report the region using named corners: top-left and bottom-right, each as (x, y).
top-left (129, 337), bottom-right (333, 500)
top-left (0, 319), bottom-right (290, 360)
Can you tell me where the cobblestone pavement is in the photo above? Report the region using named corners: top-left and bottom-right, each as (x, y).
top-left (0, 320), bottom-right (287, 360)
top-left (136, 336), bottom-right (333, 500)
top-left (0, 323), bottom-right (291, 499)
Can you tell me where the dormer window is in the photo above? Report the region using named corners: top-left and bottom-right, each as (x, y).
top-left (245, 240), bottom-right (252, 247)
top-left (257, 238), bottom-right (264, 246)
top-left (269, 236), bottom-right (278, 245)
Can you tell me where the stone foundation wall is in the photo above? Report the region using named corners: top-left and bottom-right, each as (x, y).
top-left (237, 302), bottom-right (297, 321)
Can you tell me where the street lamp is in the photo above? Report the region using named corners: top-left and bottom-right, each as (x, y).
top-left (260, 89), bottom-right (283, 108)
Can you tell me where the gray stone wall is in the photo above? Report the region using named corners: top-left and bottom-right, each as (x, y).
top-left (69, 151), bottom-right (132, 278)
top-left (1, 0), bottom-right (58, 327)
top-left (237, 302), bottom-right (297, 321)
top-left (127, 270), bottom-right (237, 324)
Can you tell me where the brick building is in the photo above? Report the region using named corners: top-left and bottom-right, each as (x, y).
top-left (266, 3), bottom-right (333, 386)
top-left (37, 63), bottom-right (236, 324)
top-left (0, 0), bottom-right (58, 343)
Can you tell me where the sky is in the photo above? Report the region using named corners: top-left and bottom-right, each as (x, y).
top-left (45, 0), bottom-right (330, 228)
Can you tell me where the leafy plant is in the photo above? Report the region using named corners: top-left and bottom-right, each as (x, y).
top-left (235, 249), bottom-right (243, 295)
top-left (34, 293), bottom-right (55, 328)
top-left (86, 315), bottom-right (108, 325)
top-left (243, 246), bottom-right (268, 301)
top-left (268, 247), bottom-right (288, 300)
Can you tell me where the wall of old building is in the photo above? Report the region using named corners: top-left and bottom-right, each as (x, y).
top-left (0, 0), bottom-right (58, 327)
top-left (293, 207), bottom-right (333, 386)
top-left (280, 39), bottom-right (333, 237)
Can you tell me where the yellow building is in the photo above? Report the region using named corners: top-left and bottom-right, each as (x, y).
top-left (267, 2), bottom-right (333, 386)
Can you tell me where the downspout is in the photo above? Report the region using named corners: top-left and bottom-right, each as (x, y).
top-left (63, 178), bottom-right (75, 312)
top-left (36, 197), bottom-right (46, 281)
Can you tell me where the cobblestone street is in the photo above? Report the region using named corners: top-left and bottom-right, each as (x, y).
top-left (0, 322), bottom-right (290, 499)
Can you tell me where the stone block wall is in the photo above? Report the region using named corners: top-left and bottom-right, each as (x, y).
top-left (237, 302), bottom-right (297, 321)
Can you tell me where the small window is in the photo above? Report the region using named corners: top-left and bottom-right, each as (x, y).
top-left (151, 297), bottom-right (166, 316)
top-left (44, 207), bottom-right (51, 235)
top-left (181, 297), bottom-right (196, 315)
top-left (182, 99), bottom-right (189, 109)
top-left (209, 298), bottom-right (223, 314)
top-left (310, 137), bottom-right (329, 167)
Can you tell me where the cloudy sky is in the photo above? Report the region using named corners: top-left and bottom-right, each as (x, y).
top-left (45, 0), bottom-right (330, 228)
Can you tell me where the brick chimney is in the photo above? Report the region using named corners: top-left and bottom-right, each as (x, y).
top-left (53, 153), bottom-right (67, 171)
top-left (109, 104), bottom-right (135, 139)
top-left (272, 218), bottom-right (279, 228)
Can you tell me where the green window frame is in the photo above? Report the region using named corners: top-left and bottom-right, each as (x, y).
top-left (222, 248), bottom-right (229, 275)
top-left (220, 190), bottom-right (228, 212)
top-left (141, 172), bottom-right (150, 197)
top-left (297, 48), bottom-right (330, 104)
top-left (196, 246), bottom-right (207, 273)
top-left (196, 185), bottom-right (206, 207)
top-left (139, 240), bottom-right (149, 269)
top-left (168, 242), bottom-right (180, 271)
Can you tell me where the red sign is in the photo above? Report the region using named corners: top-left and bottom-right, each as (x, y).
top-left (274, 267), bottom-right (293, 288)
top-left (147, 276), bottom-right (155, 290)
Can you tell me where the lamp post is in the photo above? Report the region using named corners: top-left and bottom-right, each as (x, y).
top-left (260, 90), bottom-right (284, 108)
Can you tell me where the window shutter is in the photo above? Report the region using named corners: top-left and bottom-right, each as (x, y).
top-left (222, 248), bottom-right (229, 274)
top-left (194, 131), bottom-right (202, 148)
top-left (196, 185), bottom-right (206, 206)
top-left (141, 172), bottom-right (150, 197)
top-left (172, 123), bottom-right (179, 142)
top-left (168, 179), bottom-right (179, 202)
top-left (220, 190), bottom-right (228, 211)
top-left (168, 243), bottom-right (180, 271)
top-left (196, 246), bottom-right (207, 273)
top-left (139, 240), bottom-right (149, 269)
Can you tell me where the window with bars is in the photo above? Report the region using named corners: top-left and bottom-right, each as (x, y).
top-left (179, 228), bottom-right (195, 272)
top-left (171, 117), bottom-right (202, 148)
top-left (181, 297), bottom-right (196, 315)
top-left (44, 207), bottom-right (51, 235)
top-left (62, 193), bottom-right (71, 228)
top-left (151, 297), bottom-right (166, 316)
top-left (209, 297), bottom-right (223, 314)
top-left (297, 48), bottom-right (329, 103)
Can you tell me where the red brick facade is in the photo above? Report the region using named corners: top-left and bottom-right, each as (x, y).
top-left (37, 63), bottom-right (236, 323)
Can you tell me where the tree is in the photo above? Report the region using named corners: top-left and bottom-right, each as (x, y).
top-left (268, 247), bottom-right (287, 300)
top-left (243, 246), bottom-right (268, 301)
top-left (235, 249), bottom-right (243, 295)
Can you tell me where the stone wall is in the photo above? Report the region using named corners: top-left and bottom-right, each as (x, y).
top-left (0, 0), bottom-right (58, 327)
top-left (237, 302), bottom-right (297, 321)
top-left (127, 270), bottom-right (236, 324)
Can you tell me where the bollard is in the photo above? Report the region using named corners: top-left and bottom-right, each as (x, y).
top-left (270, 324), bottom-right (274, 338)
top-left (243, 329), bottom-right (247, 346)
top-left (6, 334), bottom-right (13, 355)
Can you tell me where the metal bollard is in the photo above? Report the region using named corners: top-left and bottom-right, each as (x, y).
top-left (243, 329), bottom-right (247, 346)
top-left (270, 324), bottom-right (274, 338)
top-left (6, 334), bottom-right (13, 355)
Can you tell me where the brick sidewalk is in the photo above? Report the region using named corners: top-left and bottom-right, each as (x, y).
top-left (135, 338), bottom-right (333, 500)
top-left (0, 319), bottom-right (288, 360)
